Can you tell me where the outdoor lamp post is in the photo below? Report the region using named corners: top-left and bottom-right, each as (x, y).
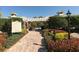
top-left (66, 10), bottom-right (71, 39)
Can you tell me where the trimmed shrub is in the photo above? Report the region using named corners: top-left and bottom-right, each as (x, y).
top-left (42, 29), bottom-right (68, 41)
top-left (0, 33), bottom-right (6, 46)
top-left (55, 32), bottom-right (68, 40)
top-left (48, 39), bottom-right (79, 52)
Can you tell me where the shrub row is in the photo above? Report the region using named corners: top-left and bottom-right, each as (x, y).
top-left (48, 39), bottom-right (79, 52)
top-left (42, 29), bottom-right (68, 41)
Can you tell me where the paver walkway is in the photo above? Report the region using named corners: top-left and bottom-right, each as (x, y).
top-left (5, 31), bottom-right (47, 52)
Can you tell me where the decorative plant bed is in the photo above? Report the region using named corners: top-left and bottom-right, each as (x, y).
top-left (4, 33), bottom-right (25, 49)
top-left (0, 32), bottom-right (6, 52)
top-left (47, 39), bottom-right (79, 52)
top-left (41, 29), bottom-right (79, 52)
top-left (0, 32), bottom-right (6, 45)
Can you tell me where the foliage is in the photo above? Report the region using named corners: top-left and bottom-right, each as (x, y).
top-left (70, 16), bottom-right (79, 26)
top-left (0, 44), bottom-right (5, 52)
top-left (42, 29), bottom-right (68, 41)
top-left (0, 33), bottom-right (6, 52)
top-left (41, 16), bottom-right (79, 52)
top-left (30, 21), bottom-right (37, 30)
top-left (29, 21), bottom-right (47, 30)
top-left (11, 17), bottom-right (23, 22)
top-left (48, 39), bottom-right (79, 52)
top-left (55, 32), bottom-right (68, 40)
top-left (0, 18), bottom-right (11, 35)
top-left (47, 16), bottom-right (68, 29)
top-left (42, 29), bottom-right (49, 37)
top-left (4, 33), bottom-right (24, 48)
top-left (1, 19), bottom-right (11, 35)
top-left (0, 18), bottom-right (9, 30)
top-left (0, 33), bottom-right (6, 45)
top-left (0, 17), bottom-right (23, 34)
top-left (46, 15), bottom-right (79, 32)
top-left (69, 16), bottom-right (79, 32)
top-left (22, 28), bottom-right (28, 34)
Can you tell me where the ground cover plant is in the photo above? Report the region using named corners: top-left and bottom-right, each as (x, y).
top-left (4, 33), bottom-right (25, 48)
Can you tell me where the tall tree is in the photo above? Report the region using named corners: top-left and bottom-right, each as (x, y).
top-left (47, 16), bottom-right (68, 29)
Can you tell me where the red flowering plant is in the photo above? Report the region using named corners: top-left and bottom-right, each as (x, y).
top-left (48, 39), bottom-right (79, 52)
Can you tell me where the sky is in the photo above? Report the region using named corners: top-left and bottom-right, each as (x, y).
top-left (0, 6), bottom-right (79, 17)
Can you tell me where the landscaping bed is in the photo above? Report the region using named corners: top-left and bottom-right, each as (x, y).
top-left (4, 33), bottom-right (25, 49)
top-left (48, 39), bottom-right (79, 52)
top-left (41, 29), bottom-right (79, 52)
top-left (42, 29), bottom-right (68, 40)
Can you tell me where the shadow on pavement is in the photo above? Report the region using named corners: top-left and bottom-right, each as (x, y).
top-left (38, 38), bottom-right (48, 52)
top-left (38, 47), bottom-right (48, 52)
top-left (33, 39), bottom-right (48, 52)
